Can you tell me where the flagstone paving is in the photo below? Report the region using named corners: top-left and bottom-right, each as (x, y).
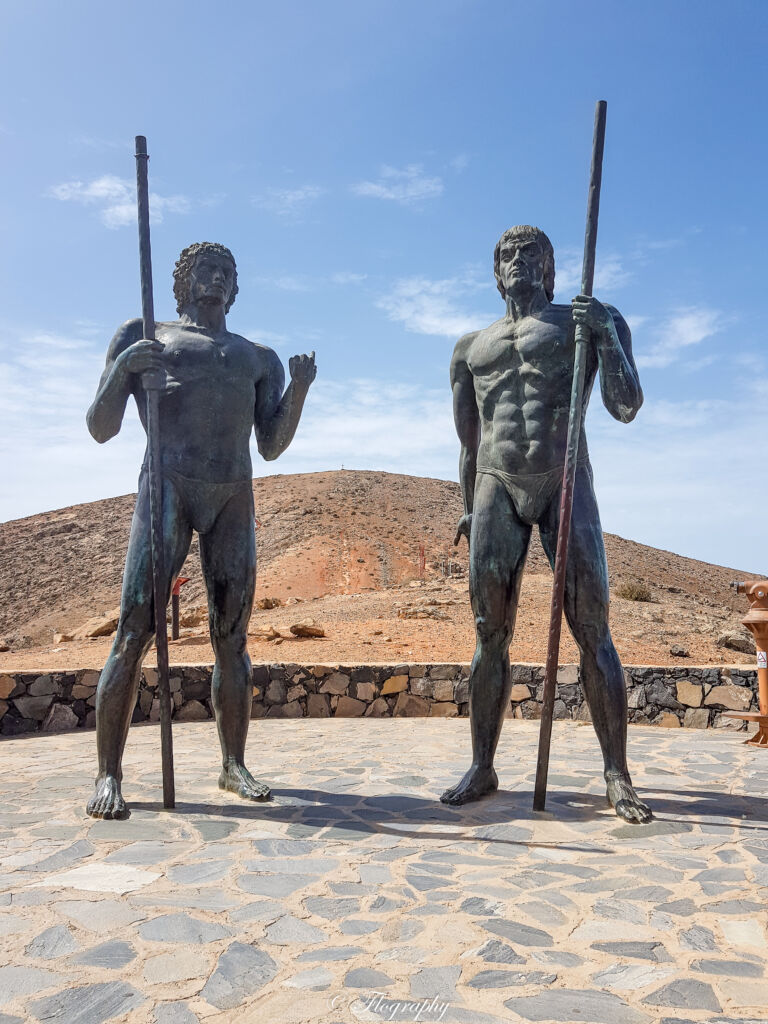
top-left (0, 718), bottom-right (767, 1023)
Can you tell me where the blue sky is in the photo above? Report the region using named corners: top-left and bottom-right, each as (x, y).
top-left (1, 0), bottom-right (766, 571)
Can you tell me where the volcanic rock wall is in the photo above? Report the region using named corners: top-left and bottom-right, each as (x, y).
top-left (0, 663), bottom-right (758, 736)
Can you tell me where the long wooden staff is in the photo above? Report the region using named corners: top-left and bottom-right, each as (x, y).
top-left (533, 101), bottom-right (607, 812)
top-left (135, 135), bottom-right (175, 809)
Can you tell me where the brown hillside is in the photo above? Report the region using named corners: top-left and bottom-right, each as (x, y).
top-left (0, 470), bottom-right (757, 670)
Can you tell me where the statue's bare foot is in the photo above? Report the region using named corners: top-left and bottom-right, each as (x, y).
top-left (219, 761), bottom-right (271, 802)
top-left (86, 775), bottom-right (128, 820)
top-left (440, 765), bottom-right (498, 806)
top-left (606, 772), bottom-right (652, 824)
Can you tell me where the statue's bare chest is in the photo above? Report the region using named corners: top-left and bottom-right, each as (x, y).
top-left (157, 327), bottom-right (258, 385)
top-left (469, 317), bottom-right (572, 382)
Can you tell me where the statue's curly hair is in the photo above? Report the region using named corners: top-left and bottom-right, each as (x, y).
top-left (493, 225), bottom-right (555, 302)
top-left (173, 242), bottom-right (239, 314)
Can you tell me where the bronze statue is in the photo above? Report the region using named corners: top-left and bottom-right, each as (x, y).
top-left (442, 225), bottom-right (652, 823)
top-left (86, 242), bottom-right (316, 818)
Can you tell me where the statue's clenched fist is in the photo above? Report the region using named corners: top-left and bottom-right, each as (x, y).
top-left (571, 294), bottom-right (613, 333)
top-left (289, 350), bottom-right (317, 390)
top-left (119, 339), bottom-right (165, 377)
top-left (454, 513), bottom-right (472, 548)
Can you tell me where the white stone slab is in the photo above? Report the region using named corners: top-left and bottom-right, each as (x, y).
top-left (32, 863), bottom-right (160, 894)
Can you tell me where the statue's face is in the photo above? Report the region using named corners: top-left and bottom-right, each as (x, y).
top-left (498, 238), bottom-right (545, 296)
top-left (188, 252), bottom-right (235, 308)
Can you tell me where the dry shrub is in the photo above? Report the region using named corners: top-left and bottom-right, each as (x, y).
top-left (615, 581), bottom-right (653, 602)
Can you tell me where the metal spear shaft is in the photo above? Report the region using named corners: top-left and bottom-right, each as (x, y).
top-left (533, 101), bottom-right (607, 812)
top-left (135, 135), bottom-right (175, 809)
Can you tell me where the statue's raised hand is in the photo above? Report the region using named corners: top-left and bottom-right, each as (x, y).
top-left (454, 513), bottom-right (472, 549)
top-left (289, 351), bottom-right (317, 391)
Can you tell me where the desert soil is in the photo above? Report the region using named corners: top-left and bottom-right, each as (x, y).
top-left (0, 470), bottom-right (757, 671)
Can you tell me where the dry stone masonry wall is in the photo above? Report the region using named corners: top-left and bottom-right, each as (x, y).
top-left (0, 663), bottom-right (759, 737)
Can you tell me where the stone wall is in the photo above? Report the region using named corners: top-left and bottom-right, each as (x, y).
top-left (0, 662), bottom-right (759, 737)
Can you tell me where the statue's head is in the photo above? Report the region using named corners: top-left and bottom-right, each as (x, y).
top-left (173, 242), bottom-right (239, 314)
top-left (493, 226), bottom-right (554, 302)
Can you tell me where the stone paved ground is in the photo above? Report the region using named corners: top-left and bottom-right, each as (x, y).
top-left (1, 719), bottom-right (767, 1024)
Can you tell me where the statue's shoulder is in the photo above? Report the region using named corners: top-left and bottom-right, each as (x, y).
top-left (603, 302), bottom-right (627, 324)
top-left (230, 333), bottom-right (284, 379)
top-left (232, 333), bottom-right (280, 361)
top-left (106, 317), bottom-right (143, 358)
top-left (453, 321), bottom-right (494, 361)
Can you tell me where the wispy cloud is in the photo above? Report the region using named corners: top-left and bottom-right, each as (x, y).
top-left (254, 274), bottom-right (314, 292)
top-left (269, 378), bottom-right (456, 478)
top-left (252, 185), bottom-right (324, 217)
top-left (255, 271), bottom-right (368, 293)
top-left (377, 274), bottom-right (493, 337)
top-left (330, 271), bottom-right (367, 285)
top-left (636, 308), bottom-right (724, 369)
top-left (48, 175), bottom-right (190, 229)
top-left (352, 164), bottom-right (443, 205)
top-left (246, 328), bottom-right (291, 349)
top-left (554, 251), bottom-right (632, 296)
top-left (449, 154), bottom-right (469, 173)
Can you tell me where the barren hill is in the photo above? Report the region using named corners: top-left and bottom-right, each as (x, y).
top-left (0, 470), bottom-right (757, 670)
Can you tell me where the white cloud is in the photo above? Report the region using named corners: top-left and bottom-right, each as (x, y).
top-left (746, 376), bottom-right (768, 399)
top-left (554, 251), bottom-right (632, 297)
top-left (377, 274), bottom-right (493, 337)
top-left (636, 308), bottom-right (723, 369)
top-left (449, 154), bottom-right (469, 173)
top-left (352, 164), bottom-right (443, 204)
top-left (255, 271), bottom-right (367, 292)
top-left (246, 327), bottom-right (291, 349)
top-left (263, 378), bottom-right (456, 479)
top-left (330, 271), bottom-right (368, 285)
top-left (254, 274), bottom-right (314, 292)
top-left (48, 175), bottom-right (190, 229)
top-left (252, 185), bottom-right (323, 217)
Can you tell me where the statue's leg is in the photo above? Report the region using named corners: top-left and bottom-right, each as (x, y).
top-left (87, 474), bottom-right (191, 819)
top-left (199, 486), bottom-right (270, 802)
top-left (441, 474), bottom-right (531, 806)
top-left (539, 464), bottom-right (652, 824)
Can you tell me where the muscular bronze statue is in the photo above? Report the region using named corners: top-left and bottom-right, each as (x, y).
top-left (442, 225), bottom-right (651, 823)
top-left (86, 242), bottom-right (316, 818)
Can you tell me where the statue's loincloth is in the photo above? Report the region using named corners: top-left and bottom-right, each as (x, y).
top-left (167, 471), bottom-right (251, 534)
top-left (140, 467), bottom-right (252, 535)
top-left (477, 461), bottom-right (586, 525)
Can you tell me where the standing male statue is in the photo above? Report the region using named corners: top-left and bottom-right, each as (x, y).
top-left (86, 242), bottom-right (316, 819)
top-left (442, 225), bottom-right (651, 823)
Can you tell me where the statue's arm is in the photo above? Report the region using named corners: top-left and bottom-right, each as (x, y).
top-left (597, 306), bottom-right (643, 422)
top-left (572, 296), bottom-right (643, 422)
top-left (451, 334), bottom-right (479, 545)
top-left (254, 348), bottom-right (316, 461)
top-left (86, 319), bottom-right (145, 443)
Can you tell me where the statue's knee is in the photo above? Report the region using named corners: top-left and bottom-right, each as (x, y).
top-left (475, 615), bottom-right (509, 647)
top-left (212, 624), bottom-right (247, 656)
top-left (113, 606), bottom-right (154, 655)
top-left (578, 623), bottom-right (615, 662)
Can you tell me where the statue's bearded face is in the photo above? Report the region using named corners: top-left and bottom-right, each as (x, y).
top-left (497, 238), bottom-right (546, 297)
